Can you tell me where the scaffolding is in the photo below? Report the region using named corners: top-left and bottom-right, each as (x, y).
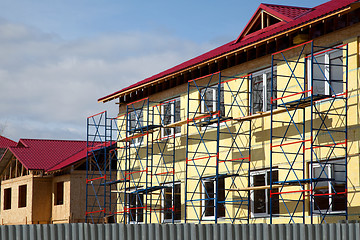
top-left (86, 97), bottom-right (179, 224)
top-left (86, 41), bottom-right (348, 225)
top-left (86, 111), bottom-right (118, 223)
top-left (184, 72), bottom-right (251, 223)
top-left (270, 41), bottom-right (348, 223)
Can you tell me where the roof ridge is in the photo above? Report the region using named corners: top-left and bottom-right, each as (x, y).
top-left (262, 3), bottom-right (312, 10)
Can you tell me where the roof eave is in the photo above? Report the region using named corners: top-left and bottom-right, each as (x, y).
top-left (99, 2), bottom-right (357, 104)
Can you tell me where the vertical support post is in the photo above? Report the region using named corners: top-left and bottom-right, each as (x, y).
top-left (302, 50), bottom-right (306, 224)
top-left (145, 99), bottom-right (149, 224)
top-left (345, 44), bottom-right (349, 221)
top-left (125, 105), bottom-right (129, 223)
top-left (184, 80), bottom-right (190, 223)
top-left (270, 54), bottom-right (274, 224)
top-left (215, 72), bottom-right (221, 223)
top-left (309, 41), bottom-right (314, 224)
top-left (103, 111), bottom-right (107, 220)
top-left (248, 74), bottom-right (252, 223)
top-left (85, 117), bottom-right (90, 223)
top-left (172, 100), bottom-right (176, 224)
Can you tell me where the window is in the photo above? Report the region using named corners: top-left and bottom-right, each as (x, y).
top-left (18, 185), bottom-right (27, 208)
top-left (251, 67), bottom-right (276, 113)
top-left (250, 169), bottom-right (278, 217)
top-left (201, 84), bottom-right (225, 116)
top-left (309, 47), bottom-right (344, 96)
top-left (161, 97), bottom-right (181, 137)
top-left (4, 188), bottom-right (11, 210)
top-left (128, 110), bottom-right (144, 145)
top-left (55, 182), bottom-right (64, 205)
top-left (129, 193), bottom-right (144, 223)
top-left (163, 182), bottom-right (181, 222)
top-left (202, 178), bottom-right (225, 219)
top-left (312, 159), bottom-right (346, 213)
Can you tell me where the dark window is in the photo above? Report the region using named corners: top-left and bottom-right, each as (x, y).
top-left (163, 182), bottom-right (181, 221)
top-left (312, 159), bottom-right (346, 213)
top-left (129, 193), bottom-right (144, 223)
top-left (203, 178), bottom-right (225, 218)
top-left (252, 74), bottom-right (263, 113)
top-left (251, 169), bottom-right (278, 216)
top-left (4, 188), bottom-right (11, 210)
top-left (18, 185), bottom-right (27, 208)
top-left (55, 182), bottom-right (64, 205)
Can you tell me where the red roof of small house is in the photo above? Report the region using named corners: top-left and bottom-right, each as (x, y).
top-left (4, 139), bottom-right (87, 171)
top-left (47, 141), bottom-right (112, 172)
top-left (0, 136), bottom-right (17, 148)
top-left (46, 147), bottom-right (87, 172)
top-left (98, 0), bottom-right (357, 103)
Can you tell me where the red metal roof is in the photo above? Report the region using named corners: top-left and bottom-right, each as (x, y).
top-left (46, 147), bottom-right (87, 172)
top-left (263, 4), bottom-right (312, 20)
top-left (98, 0), bottom-right (357, 103)
top-left (0, 136), bottom-right (17, 148)
top-left (5, 139), bottom-right (87, 171)
top-left (235, 3), bottom-right (312, 43)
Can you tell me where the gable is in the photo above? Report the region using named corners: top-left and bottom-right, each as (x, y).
top-left (235, 3), bottom-right (311, 42)
top-left (242, 10), bottom-right (282, 36)
top-left (0, 136), bottom-right (17, 148)
top-left (0, 149), bottom-right (29, 180)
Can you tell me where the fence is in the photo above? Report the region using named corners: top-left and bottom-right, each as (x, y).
top-left (0, 223), bottom-right (359, 240)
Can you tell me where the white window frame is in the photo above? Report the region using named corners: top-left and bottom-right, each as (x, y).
top-left (128, 110), bottom-right (144, 146)
top-left (311, 159), bottom-right (346, 214)
top-left (161, 97), bottom-right (181, 138)
top-left (200, 84), bottom-right (225, 128)
top-left (250, 169), bottom-right (278, 218)
top-left (128, 191), bottom-right (144, 224)
top-left (307, 46), bottom-right (344, 96)
top-left (251, 67), bottom-right (276, 114)
top-left (162, 182), bottom-right (181, 223)
top-left (201, 178), bottom-right (225, 220)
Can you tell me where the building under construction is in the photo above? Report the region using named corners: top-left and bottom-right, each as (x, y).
top-left (86, 0), bottom-right (360, 224)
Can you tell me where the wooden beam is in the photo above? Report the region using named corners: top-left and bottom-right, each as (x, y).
top-left (227, 184), bottom-right (283, 191)
top-left (233, 108), bottom-right (288, 122)
top-left (119, 129), bottom-right (159, 142)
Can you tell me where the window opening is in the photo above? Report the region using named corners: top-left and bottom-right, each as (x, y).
top-left (250, 169), bottom-right (278, 217)
top-left (162, 97), bottom-right (181, 137)
top-left (251, 67), bottom-right (276, 113)
top-left (203, 178), bottom-right (225, 219)
top-left (163, 182), bottom-right (181, 222)
top-left (4, 188), bottom-right (11, 210)
top-left (129, 193), bottom-right (144, 223)
top-left (55, 182), bottom-right (64, 205)
top-left (312, 159), bottom-right (346, 213)
top-left (128, 110), bottom-right (144, 145)
top-left (309, 47), bottom-right (344, 96)
top-left (18, 185), bottom-right (27, 208)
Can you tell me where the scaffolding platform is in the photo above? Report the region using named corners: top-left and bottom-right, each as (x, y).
top-left (278, 95), bottom-right (331, 109)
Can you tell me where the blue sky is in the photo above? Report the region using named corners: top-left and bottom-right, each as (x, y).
top-left (0, 0), bottom-right (328, 141)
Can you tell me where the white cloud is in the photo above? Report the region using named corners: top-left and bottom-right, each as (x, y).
top-left (0, 19), bottom-right (216, 141)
